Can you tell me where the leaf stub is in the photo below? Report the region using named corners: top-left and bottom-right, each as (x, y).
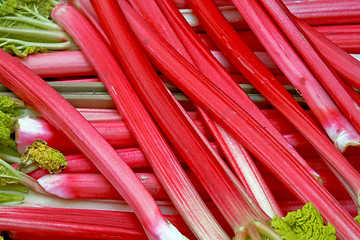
top-left (18, 139), bottom-right (67, 174)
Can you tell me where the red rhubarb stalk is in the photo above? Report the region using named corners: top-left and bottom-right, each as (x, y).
top-left (15, 116), bottom-right (212, 154)
top-left (27, 152), bottom-right (360, 203)
top-left (25, 145), bottom-right (167, 179)
top-left (15, 112), bottom-right (326, 158)
top-left (188, 0), bottom-right (360, 204)
top-left (90, 0), bottom-right (279, 238)
top-left (16, 51), bottom-right (95, 78)
top-left (0, 206), bottom-right (194, 240)
top-left (198, 25), bottom-right (360, 53)
top-left (257, 0), bottom-right (360, 135)
top-left (52, 4), bottom-right (229, 239)
top-left (109, 0), bottom-right (360, 237)
top-left (180, 1), bottom-right (360, 31)
top-left (295, 19), bottom-right (360, 91)
top-left (15, 117), bottom-right (139, 155)
top-left (37, 173), bottom-right (185, 201)
top-left (36, 168), bottom-right (358, 204)
top-left (0, 36), bottom-right (186, 240)
top-left (230, 0), bottom-right (360, 152)
top-left (13, 48), bottom-right (290, 77)
top-left (148, 0), bottom-right (284, 217)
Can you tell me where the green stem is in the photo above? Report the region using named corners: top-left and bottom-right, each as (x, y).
top-left (0, 154), bottom-right (20, 164)
top-left (254, 221), bottom-right (283, 239)
top-left (0, 192), bottom-right (24, 205)
top-left (50, 0), bottom-right (60, 7)
top-left (0, 16), bottom-right (61, 30)
top-left (0, 183), bottom-right (28, 193)
top-left (0, 38), bottom-right (75, 50)
top-left (0, 26), bottom-right (70, 42)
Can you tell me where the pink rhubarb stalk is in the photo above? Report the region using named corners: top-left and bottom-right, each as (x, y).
top-left (137, 0), bottom-right (283, 217)
top-left (0, 37), bottom-right (186, 240)
top-left (295, 19), bottom-right (360, 91)
top-left (15, 116), bottom-right (212, 154)
top-left (90, 0), bottom-right (279, 238)
top-left (197, 25), bottom-right (360, 53)
top-left (29, 152), bottom-right (360, 203)
top-left (13, 48), bottom-right (292, 77)
top-left (230, 0), bottom-right (360, 153)
top-left (180, 0), bottom-right (360, 31)
top-left (16, 51), bottom-right (95, 78)
top-left (256, 0), bottom-right (360, 139)
top-left (103, 0), bottom-right (360, 237)
top-left (52, 4), bottom-right (229, 239)
top-left (0, 206), bottom-right (194, 240)
top-left (36, 168), bottom-right (359, 205)
top-left (16, 117), bottom-right (139, 155)
top-left (37, 172), bottom-right (184, 200)
top-left (15, 112), bottom-right (329, 158)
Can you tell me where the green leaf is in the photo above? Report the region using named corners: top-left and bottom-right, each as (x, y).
top-left (0, 0), bottom-right (53, 19)
top-left (271, 202), bottom-right (336, 240)
top-left (0, 94), bottom-right (18, 114)
top-left (0, 0), bottom-right (73, 56)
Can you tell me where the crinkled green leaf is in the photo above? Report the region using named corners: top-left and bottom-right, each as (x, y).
top-left (0, 0), bottom-right (73, 56)
top-left (0, 94), bottom-right (18, 114)
top-left (0, 0), bottom-right (53, 18)
top-left (0, 111), bottom-right (14, 145)
top-left (0, 0), bottom-right (16, 15)
top-left (0, 95), bottom-right (17, 147)
top-left (3, 43), bottom-right (48, 57)
top-left (271, 202), bottom-right (336, 240)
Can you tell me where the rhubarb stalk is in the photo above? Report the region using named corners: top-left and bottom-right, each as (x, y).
top-left (180, 1), bottom-right (360, 31)
top-left (187, 0), bottom-right (360, 210)
top-left (93, 0), bottom-right (360, 237)
top-left (294, 19), bottom-right (360, 92)
top-left (0, 38), bottom-right (187, 240)
top-left (89, 0), bottom-right (281, 238)
top-left (256, 0), bottom-right (360, 138)
top-left (230, 0), bottom-right (360, 153)
top-left (0, 206), bottom-right (192, 239)
top-left (52, 3), bottom-right (229, 239)
top-left (132, 0), bottom-right (284, 217)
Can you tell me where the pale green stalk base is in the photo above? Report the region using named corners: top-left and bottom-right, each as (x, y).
top-left (0, 38), bottom-right (75, 51)
top-left (0, 153), bottom-right (20, 164)
top-left (0, 27), bottom-right (70, 42)
top-left (147, 220), bottom-right (189, 240)
top-left (233, 221), bottom-right (282, 240)
top-left (0, 16), bottom-right (61, 30)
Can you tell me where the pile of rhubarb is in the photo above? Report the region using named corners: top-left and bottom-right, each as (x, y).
top-left (0, 0), bottom-right (360, 239)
